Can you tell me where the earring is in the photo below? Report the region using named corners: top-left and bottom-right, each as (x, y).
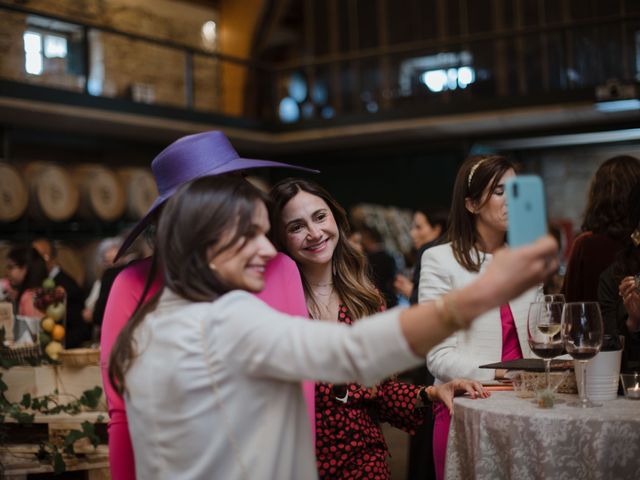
top-left (209, 261), bottom-right (217, 271)
top-left (631, 227), bottom-right (640, 247)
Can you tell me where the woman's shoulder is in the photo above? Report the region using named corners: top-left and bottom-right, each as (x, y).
top-left (571, 231), bottom-right (623, 254)
top-left (421, 242), bottom-right (455, 263)
top-left (113, 257), bottom-right (154, 284)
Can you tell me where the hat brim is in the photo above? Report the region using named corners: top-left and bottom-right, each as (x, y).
top-left (114, 157), bottom-right (318, 261)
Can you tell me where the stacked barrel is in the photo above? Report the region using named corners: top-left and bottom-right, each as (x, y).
top-left (0, 161), bottom-right (157, 224)
top-left (0, 161), bottom-right (158, 286)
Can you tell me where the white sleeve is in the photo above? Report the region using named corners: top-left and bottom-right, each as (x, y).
top-left (417, 248), bottom-right (451, 304)
top-left (418, 249), bottom-right (495, 382)
top-left (211, 292), bottom-right (422, 386)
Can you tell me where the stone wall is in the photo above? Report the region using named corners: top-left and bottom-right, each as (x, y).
top-left (520, 144), bottom-right (640, 233)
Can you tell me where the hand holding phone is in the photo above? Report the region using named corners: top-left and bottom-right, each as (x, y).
top-left (506, 175), bottom-right (548, 248)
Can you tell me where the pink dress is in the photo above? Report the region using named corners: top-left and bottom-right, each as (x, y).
top-left (433, 304), bottom-right (522, 480)
top-left (100, 253), bottom-right (314, 480)
top-left (18, 289), bottom-right (44, 318)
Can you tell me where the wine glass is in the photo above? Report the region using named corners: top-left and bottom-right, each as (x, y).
top-left (527, 301), bottom-right (564, 391)
top-left (561, 302), bottom-right (604, 408)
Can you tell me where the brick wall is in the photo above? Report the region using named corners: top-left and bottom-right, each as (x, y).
top-left (0, 0), bottom-right (221, 110)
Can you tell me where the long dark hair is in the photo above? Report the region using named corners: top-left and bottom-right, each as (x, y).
top-left (612, 183), bottom-right (640, 283)
top-left (270, 178), bottom-right (382, 320)
top-left (448, 155), bottom-right (515, 272)
top-left (109, 175), bottom-right (269, 395)
top-left (415, 206), bottom-right (449, 242)
top-left (582, 155), bottom-right (640, 238)
top-left (7, 246), bottom-right (48, 304)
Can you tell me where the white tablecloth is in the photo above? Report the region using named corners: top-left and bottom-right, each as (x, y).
top-left (446, 391), bottom-right (640, 480)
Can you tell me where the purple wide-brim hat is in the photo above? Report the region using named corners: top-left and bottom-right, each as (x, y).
top-left (115, 130), bottom-right (318, 261)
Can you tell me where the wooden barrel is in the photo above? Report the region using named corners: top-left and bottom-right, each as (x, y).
top-left (116, 167), bottom-right (158, 220)
top-left (22, 162), bottom-right (79, 222)
top-left (0, 162), bottom-right (28, 222)
top-left (73, 164), bottom-right (126, 222)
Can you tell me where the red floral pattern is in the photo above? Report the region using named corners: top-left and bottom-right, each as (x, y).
top-left (315, 305), bottom-right (426, 479)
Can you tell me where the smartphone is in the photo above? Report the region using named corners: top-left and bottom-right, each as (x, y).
top-left (506, 175), bottom-right (547, 247)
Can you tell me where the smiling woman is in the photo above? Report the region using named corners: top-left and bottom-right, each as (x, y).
top-left (208, 201), bottom-right (276, 293)
top-left (269, 178), bottom-right (494, 480)
top-left (107, 173), bottom-right (556, 480)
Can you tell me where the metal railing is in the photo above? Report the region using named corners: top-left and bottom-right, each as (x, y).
top-left (1, 2), bottom-right (638, 127)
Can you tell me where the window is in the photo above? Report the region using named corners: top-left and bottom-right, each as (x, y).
top-left (24, 31), bottom-right (43, 75)
top-left (23, 30), bottom-right (68, 76)
top-left (44, 35), bottom-right (68, 58)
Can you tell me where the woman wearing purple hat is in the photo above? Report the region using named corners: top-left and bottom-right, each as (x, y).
top-left (100, 130), bottom-right (318, 480)
top-left (108, 174), bottom-right (557, 480)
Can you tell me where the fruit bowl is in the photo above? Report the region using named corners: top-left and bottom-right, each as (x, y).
top-left (57, 348), bottom-right (100, 367)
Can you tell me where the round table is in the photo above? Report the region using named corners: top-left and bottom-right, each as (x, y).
top-left (446, 391), bottom-right (640, 479)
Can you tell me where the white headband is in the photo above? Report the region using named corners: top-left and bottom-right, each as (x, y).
top-left (467, 159), bottom-right (485, 189)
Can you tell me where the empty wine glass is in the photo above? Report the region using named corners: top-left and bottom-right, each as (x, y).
top-left (527, 301), bottom-right (564, 392)
top-left (561, 302), bottom-right (604, 408)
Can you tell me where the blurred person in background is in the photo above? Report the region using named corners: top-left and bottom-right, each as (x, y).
top-left (3, 246), bottom-right (48, 318)
top-left (598, 182), bottom-right (640, 372)
top-left (33, 238), bottom-right (88, 347)
top-left (83, 237), bottom-right (123, 324)
top-left (395, 207), bottom-right (449, 305)
top-left (562, 155), bottom-right (640, 302)
top-left (347, 229), bottom-right (364, 254)
top-left (418, 155), bottom-right (539, 480)
top-left (393, 207), bottom-right (448, 480)
top-left (359, 225), bottom-right (398, 308)
top-left (91, 234), bottom-right (152, 337)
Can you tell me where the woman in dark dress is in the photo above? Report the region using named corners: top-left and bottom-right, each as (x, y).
top-left (270, 178), bottom-right (484, 479)
top-left (563, 155), bottom-right (640, 302)
top-left (598, 183), bottom-right (640, 372)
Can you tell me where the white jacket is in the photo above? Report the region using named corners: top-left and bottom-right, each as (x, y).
top-left (418, 243), bottom-right (538, 383)
top-left (125, 289), bottom-right (420, 480)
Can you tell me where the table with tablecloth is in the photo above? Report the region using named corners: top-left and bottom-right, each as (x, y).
top-left (446, 391), bottom-right (640, 479)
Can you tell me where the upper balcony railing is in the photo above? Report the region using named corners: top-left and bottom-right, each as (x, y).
top-left (1, 2), bottom-right (639, 129)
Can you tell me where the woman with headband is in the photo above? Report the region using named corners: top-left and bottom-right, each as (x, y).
top-left (418, 155), bottom-right (539, 480)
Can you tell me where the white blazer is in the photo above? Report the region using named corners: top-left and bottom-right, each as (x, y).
top-left (126, 289), bottom-right (421, 480)
top-left (418, 243), bottom-right (538, 383)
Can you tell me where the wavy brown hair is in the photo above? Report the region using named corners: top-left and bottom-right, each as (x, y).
top-left (270, 178), bottom-right (382, 320)
top-left (582, 155), bottom-right (640, 238)
top-left (448, 155), bottom-right (515, 272)
top-left (109, 175), bottom-right (268, 395)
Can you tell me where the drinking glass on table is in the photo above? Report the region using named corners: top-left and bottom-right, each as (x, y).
top-left (527, 301), bottom-right (564, 391)
top-left (561, 302), bottom-right (604, 408)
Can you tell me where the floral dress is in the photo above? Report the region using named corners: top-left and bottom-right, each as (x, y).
top-left (315, 305), bottom-right (427, 479)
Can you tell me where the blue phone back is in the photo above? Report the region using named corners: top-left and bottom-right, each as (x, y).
top-left (506, 175), bottom-right (547, 247)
